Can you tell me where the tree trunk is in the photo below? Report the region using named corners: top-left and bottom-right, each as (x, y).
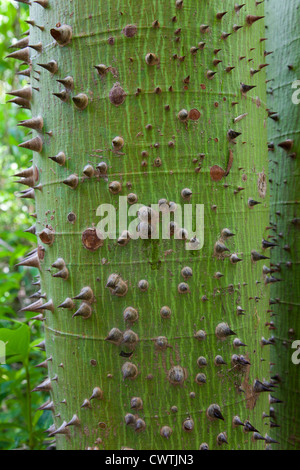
top-left (266, 0), bottom-right (300, 450)
top-left (13, 0), bottom-right (273, 450)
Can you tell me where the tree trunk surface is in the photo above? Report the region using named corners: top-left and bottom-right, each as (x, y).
top-left (266, 0), bottom-right (300, 450)
top-left (25, 0), bottom-right (271, 450)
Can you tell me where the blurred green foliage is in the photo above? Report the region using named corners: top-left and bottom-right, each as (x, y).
top-left (0, 0), bottom-right (51, 450)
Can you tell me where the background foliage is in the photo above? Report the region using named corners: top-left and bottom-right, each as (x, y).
top-left (0, 0), bottom-right (51, 450)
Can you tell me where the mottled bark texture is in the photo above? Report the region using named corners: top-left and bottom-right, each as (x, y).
top-left (12, 0), bottom-right (275, 449)
top-left (266, 0), bottom-right (300, 450)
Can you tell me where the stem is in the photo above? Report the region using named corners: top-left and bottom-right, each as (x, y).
top-left (25, 364), bottom-right (34, 450)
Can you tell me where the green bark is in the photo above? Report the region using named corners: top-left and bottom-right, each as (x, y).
top-left (266, 0), bottom-right (300, 450)
top-left (13, 0), bottom-right (273, 449)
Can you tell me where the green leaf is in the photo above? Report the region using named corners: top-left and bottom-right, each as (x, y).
top-left (0, 423), bottom-right (26, 431)
top-left (0, 324), bottom-right (30, 362)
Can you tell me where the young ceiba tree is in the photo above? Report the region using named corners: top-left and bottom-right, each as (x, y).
top-left (8, 0), bottom-right (295, 450)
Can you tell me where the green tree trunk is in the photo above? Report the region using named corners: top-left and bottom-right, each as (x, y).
top-left (266, 0), bottom-right (300, 450)
top-left (11, 0), bottom-right (274, 450)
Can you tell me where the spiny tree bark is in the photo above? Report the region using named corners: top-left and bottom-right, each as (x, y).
top-left (266, 0), bottom-right (300, 450)
top-left (9, 0), bottom-right (276, 450)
